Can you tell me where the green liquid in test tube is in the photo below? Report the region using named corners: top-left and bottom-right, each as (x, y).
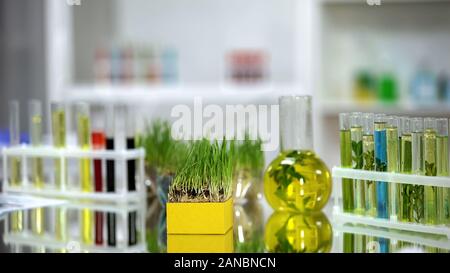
top-left (340, 113), bottom-right (354, 212)
top-left (363, 113), bottom-right (376, 217)
top-left (424, 118), bottom-right (437, 225)
top-left (350, 112), bottom-right (364, 215)
top-left (386, 116), bottom-right (400, 220)
top-left (436, 118), bottom-right (449, 225)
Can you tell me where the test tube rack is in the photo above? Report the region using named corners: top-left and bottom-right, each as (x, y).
top-left (2, 145), bottom-right (146, 203)
top-left (3, 200), bottom-right (147, 253)
top-left (332, 167), bottom-right (450, 238)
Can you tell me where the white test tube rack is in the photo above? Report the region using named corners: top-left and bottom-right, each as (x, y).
top-left (2, 145), bottom-right (146, 203)
top-left (332, 167), bottom-right (450, 239)
top-left (3, 200), bottom-right (147, 253)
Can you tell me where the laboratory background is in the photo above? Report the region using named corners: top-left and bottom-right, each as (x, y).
top-left (1, 0), bottom-right (450, 254)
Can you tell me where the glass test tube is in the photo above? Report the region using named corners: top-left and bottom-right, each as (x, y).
top-left (400, 117), bottom-right (413, 222)
top-left (340, 113), bottom-right (354, 212)
top-left (436, 118), bottom-right (449, 224)
top-left (9, 101), bottom-right (23, 232)
top-left (409, 118), bottom-right (425, 223)
top-left (363, 113), bottom-right (376, 217)
top-left (374, 114), bottom-right (388, 219)
top-left (386, 116), bottom-right (400, 220)
top-left (76, 103), bottom-right (93, 245)
top-left (92, 108), bottom-right (106, 246)
top-left (30, 100), bottom-right (45, 235)
top-left (51, 102), bottom-right (68, 242)
top-left (424, 118), bottom-right (437, 225)
top-left (105, 105), bottom-right (116, 246)
top-left (350, 112), bottom-right (364, 215)
top-left (126, 108), bottom-right (138, 246)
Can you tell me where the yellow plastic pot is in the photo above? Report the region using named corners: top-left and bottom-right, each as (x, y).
top-left (167, 198), bottom-right (233, 235)
top-left (167, 229), bottom-right (233, 253)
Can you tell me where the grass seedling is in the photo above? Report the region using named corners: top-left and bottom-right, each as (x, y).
top-left (169, 138), bottom-right (234, 202)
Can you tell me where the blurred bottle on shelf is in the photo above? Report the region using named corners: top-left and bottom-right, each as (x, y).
top-left (227, 50), bottom-right (268, 85)
top-left (94, 47), bottom-right (111, 84)
top-left (378, 72), bottom-right (398, 103)
top-left (161, 47), bottom-right (178, 84)
top-left (93, 43), bottom-right (179, 86)
top-left (353, 70), bottom-right (376, 102)
top-left (410, 64), bottom-right (437, 105)
top-left (437, 72), bottom-right (450, 103)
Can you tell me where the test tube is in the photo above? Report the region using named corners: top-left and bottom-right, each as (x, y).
top-left (386, 116), bottom-right (400, 220)
top-left (350, 113), bottom-right (364, 215)
top-left (362, 113), bottom-right (376, 217)
top-left (339, 113), bottom-right (354, 212)
top-left (436, 118), bottom-right (449, 224)
top-left (374, 114), bottom-right (388, 219)
top-left (105, 105), bottom-right (116, 247)
top-left (51, 102), bottom-right (68, 242)
top-left (76, 103), bottom-right (93, 245)
top-left (399, 117), bottom-right (412, 222)
top-left (9, 101), bottom-right (23, 232)
top-left (126, 107), bottom-right (137, 246)
top-left (30, 100), bottom-right (45, 235)
top-left (92, 107), bottom-right (106, 246)
top-left (424, 118), bottom-right (437, 225)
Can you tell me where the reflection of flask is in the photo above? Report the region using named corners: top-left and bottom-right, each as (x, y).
top-left (234, 202), bottom-right (264, 253)
top-left (264, 96), bottom-right (331, 212)
top-left (264, 211), bottom-right (332, 253)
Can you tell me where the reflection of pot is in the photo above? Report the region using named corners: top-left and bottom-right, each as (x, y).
top-left (157, 175), bottom-right (173, 207)
top-left (234, 201), bottom-right (264, 253)
top-left (264, 211), bottom-right (332, 253)
top-left (145, 165), bottom-right (161, 230)
top-left (233, 169), bottom-right (263, 203)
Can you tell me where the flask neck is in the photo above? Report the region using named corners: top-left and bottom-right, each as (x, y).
top-left (279, 96), bottom-right (314, 152)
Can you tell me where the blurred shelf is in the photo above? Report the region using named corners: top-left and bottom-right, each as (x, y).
top-left (66, 84), bottom-right (300, 105)
top-left (318, 100), bottom-right (450, 117)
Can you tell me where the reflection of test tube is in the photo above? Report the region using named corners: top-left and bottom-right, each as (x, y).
top-left (106, 105), bottom-right (116, 246)
top-left (76, 103), bottom-right (93, 245)
top-left (126, 108), bottom-right (137, 246)
top-left (51, 102), bottom-right (68, 242)
top-left (30, 100), bottom-right (45, 235)
top-left (9, 101), bottom-right (23, 232)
